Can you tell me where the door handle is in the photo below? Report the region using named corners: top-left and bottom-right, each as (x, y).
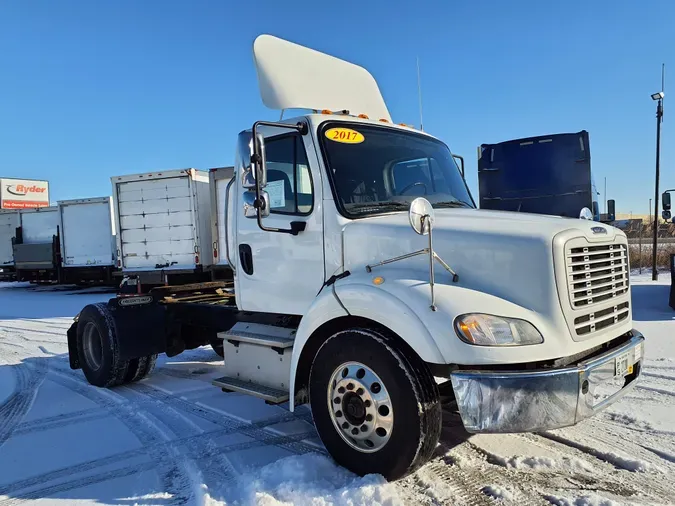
top-left (239, 244), bottom-right (253, 275)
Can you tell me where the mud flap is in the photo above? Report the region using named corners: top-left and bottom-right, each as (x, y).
top-left (67, 318), bottom-right (80, 369)
top-left (107, 298), bottom-right (169, 361)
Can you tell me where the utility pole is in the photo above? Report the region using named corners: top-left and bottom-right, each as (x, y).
top-left (651, 64), bottom-right (665, 281)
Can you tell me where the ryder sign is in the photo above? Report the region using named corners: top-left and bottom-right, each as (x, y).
top-left (0, 178), bottom-right (50, 209)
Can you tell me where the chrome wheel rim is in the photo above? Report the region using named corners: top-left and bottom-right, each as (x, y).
top-left (82, 321), bottom-right (103, 371)
top-left (327, 361), bottom-right (393, 453)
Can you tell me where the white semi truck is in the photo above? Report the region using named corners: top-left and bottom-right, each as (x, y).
top-left (66, 35), bottom-right (644, 480)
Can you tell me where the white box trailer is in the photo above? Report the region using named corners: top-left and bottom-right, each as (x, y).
top-left (112, 168), bottom-right (212, 285)
top-left (58, 197), bottom-right (117, 284)
top-left (208, 167), bottom-right (234, 279)
top-left (0, 210), bottom-right (20, 278)
top-left (14, 206), bottom-right (60, 282)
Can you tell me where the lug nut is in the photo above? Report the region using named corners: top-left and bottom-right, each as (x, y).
top-left (342, 422), bottom-right (349, 429)
top-left (347, 383), bottom-right (354, 390)
top-left (356, 388), bottom-right (364, 396)
top-left (360, 424), bottom-right (368, 432)
top-left (334, 397), bottom-right (341, 404)
top-left (335, 410), bottom-right (343, 418)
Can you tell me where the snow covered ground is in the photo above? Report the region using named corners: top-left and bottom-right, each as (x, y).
top-left (0, 276), bottom-right (673, 506)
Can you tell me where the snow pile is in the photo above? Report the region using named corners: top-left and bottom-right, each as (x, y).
top-left (203, 454), bottom-right (402, 506)
top-left (481, 485), bottom-right (515, 501)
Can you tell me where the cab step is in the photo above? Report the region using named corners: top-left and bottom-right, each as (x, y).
top-left (212, 376), bottom-right (289, 404)
top-left (219, 323), bottom-right (296, 350)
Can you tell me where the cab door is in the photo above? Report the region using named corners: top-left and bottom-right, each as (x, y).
top-left (233, 129), bottom-right (325, 315)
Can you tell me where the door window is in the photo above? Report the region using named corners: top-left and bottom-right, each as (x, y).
top-left (264, 135), bottom-right (313, 215)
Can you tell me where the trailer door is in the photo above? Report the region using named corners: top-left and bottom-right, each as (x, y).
top-left (117, 176), bottom-right (196, 270)
top-left (61, 201), bottom-right (114, 267)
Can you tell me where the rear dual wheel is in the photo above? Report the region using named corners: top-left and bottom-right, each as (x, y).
top-left (77, 303), bottom-right (157, 387)
top-left (310, 328), bottom-right (441, 481)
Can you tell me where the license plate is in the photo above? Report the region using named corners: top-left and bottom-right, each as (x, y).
top-left (615, 351), bottom-right (633, 378)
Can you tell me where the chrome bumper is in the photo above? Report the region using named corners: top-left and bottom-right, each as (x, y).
top-left (450, 331), bottom-right (644, 433)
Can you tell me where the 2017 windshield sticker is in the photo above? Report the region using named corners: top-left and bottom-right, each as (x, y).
top-left (325, 128), bottom-right (365, 144)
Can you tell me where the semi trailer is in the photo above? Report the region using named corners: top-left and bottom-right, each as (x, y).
top-left (66, 35), bottom-right (644, 480)
top-left (208, 166), bottom-right (235, 281)
top-left (111, 169), bottom-right (213, 287)
top-left (58, 197), bottom-right (117, 285)
top-left (13, 206), bottom-right (60, 283)
top-left (478, 131), bottom-right (615, 221)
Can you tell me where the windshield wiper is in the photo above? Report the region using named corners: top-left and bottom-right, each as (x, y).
top-left (433, 200), bottom-right (474, 209)
top-left (346, 201), bottom-right (409, 213)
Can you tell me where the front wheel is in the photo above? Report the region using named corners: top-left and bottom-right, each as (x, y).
top-left (309, 328), bottom-right (441, 480)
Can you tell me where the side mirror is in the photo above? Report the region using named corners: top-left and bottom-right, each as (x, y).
top-left (663, 191), bottom-right (671, 211)
top-left (251, 132), bottom-right (267, 188)
top-left (453, 154), bottom-right (465, 178)
top-left (409, 197), bottom-right (435, 235)
top-left (663, 210), bottom-right (672, 221)
top-left (607, 199), bottom-right (615, 221)
top-left (242, 190), bottom-right (270, 219)
top-left (242, 133), bottom-right (267, 189)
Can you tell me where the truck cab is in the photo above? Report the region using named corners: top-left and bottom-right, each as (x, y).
top-left (66, 34), bottom-right (644, 481)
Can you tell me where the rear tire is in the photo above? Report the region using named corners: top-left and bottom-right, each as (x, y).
top-left (76, 303), bottom-right (131, 387)
top-left (125, 354), bottom-right (158, 383)
top-left (309, 328), bottom-right (441, 481)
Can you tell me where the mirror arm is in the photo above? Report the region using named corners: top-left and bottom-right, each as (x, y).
top-left (251, 120), bottom-right (309, 235)
top-left (452, 154), bottom-right (465, 178)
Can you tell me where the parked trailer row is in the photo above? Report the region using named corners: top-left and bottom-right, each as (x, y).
top-left (0, 168), bottom-right (235, 286)
top-left (0, 199), bottom-right (117, 284)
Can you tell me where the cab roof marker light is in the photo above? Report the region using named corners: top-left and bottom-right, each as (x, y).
top-left (379, 118), bottom-right (390, 123)
top-left (358, 113), bottom-right (369, 119)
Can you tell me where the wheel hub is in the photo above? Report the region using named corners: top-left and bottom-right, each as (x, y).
top-left (343, 392), bottom-right (366, 425)
top-left (327, 361), bottom-right (393, 453)
top-left (82, 321), bottom-right (103, 371)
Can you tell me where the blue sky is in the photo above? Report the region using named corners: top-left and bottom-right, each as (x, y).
top-left (1, 0), bottom-right (672, 216)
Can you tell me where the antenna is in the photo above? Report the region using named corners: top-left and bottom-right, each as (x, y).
top-left (662, 63), bottom-right (665, 122)
top-left (417, 56), bottom-right (424, 131)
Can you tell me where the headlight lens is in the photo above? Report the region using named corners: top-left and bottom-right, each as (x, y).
top-left (455, 314), bottom-right (543, 346)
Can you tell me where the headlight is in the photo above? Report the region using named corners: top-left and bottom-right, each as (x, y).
top-left (454, 314), bottom-right (543, 346)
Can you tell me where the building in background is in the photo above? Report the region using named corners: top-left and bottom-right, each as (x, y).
top-left (0, 178), bottom-right (49, 209)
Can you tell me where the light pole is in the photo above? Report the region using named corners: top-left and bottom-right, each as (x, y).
top-left (651, 90), bottom-right (664, 280)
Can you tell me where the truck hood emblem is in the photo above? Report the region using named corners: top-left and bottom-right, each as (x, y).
top-left (591, 226), bottom-right (607, 234)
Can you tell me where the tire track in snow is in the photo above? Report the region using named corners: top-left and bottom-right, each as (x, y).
top-left (0, 325), bottom-right (65, 339)
top-left (0, 370), bottom-right (320, 503)
top-left (413, 442), bottom-right (545, 506)
top-left (129, 382), bottom-right (320, 456)
top-left (0, 430), bottom-right (317, 505)
top-left (45, 371), bottom-right (195, 505)
top-left (11, 408), bottom-right (110, 436)
top-left (0, 361), bottom-right (47, 448)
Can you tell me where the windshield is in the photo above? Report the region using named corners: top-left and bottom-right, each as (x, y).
top-left (320, 122), bottom-right (475, 218)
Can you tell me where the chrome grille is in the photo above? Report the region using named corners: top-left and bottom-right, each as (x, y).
top-left (566, 242), bottom-right (630, 337)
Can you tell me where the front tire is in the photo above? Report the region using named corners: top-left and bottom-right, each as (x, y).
top-left (76, 303), bottom-right (131, 387)
top-left (309, 328), bottom-right (441, 481)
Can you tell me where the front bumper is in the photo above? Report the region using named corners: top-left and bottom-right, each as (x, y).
top-left (450, 331), bottom-right (644, 433)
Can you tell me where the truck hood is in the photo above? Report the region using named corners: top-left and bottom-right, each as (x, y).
top-left (341, 208), bottom-right (622, 317)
